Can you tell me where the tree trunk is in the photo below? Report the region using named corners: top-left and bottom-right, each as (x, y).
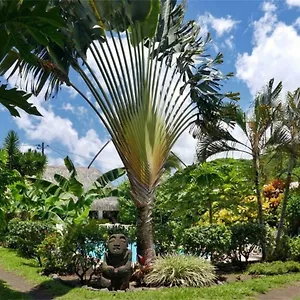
top-left (275, 155), bottom-right (295, 249)
top-left (252, 154), bottom-right (266, 260)
top-left (136, 202), bottom-right (156, 263)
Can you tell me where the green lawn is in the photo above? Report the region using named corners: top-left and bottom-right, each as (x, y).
top-left (1, 247), bottom-right (300, 300)
top-left (0, 279), bottom-right (30, 300)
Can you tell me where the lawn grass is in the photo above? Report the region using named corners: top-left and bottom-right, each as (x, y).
top-left (0, 279), bottom-right (30, 300)
top-left (1, 247), bottom-right (300, 300)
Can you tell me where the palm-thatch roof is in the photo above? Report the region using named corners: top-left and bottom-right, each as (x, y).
top-left (90, 197), bottom-right (119, 211)
top-left (43, 165), bottom-right (101, 190)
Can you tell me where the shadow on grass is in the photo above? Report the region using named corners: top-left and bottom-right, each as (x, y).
top-left (28, 279), bottom-right (74, 300)
top-left (0, 278), bottom-right (74, 300)
top-left (21, 262), bottom-right (40, 268)
top-left (0, 279), bottom-right (30, 299)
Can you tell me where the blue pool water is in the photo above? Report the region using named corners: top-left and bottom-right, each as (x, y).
top-left (90, 243), bottom-right (137, 263)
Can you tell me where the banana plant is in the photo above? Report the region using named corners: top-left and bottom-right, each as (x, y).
top-left (1, 0), bottom-right (237, 260)
top-left (14, 156), bottom-right (126, 225)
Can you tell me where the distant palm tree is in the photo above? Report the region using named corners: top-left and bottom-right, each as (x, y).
top-left (268, 88), bottom-right (300, 248)
top-left (18, 149), bottom-right (47, 176)
top-left (3, 130), bottom-right (21, 171)
top-left (2, 131), bottom-right (47, 176)
top-left (194, 79), bottom-right (282, 260)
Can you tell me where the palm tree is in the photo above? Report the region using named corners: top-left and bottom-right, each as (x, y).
top-left (18, 149), bottom-right (47, 176)
top-left (3, 130), bottom-right (21, 170)
top-left (1, 0), bottom-right (237, 260)
top-left (2, 131), bottom-right (47, 175)
top-left (268, 88), bottom-right (300, 248)
top-left (195, 79), bottom-right (282, 259)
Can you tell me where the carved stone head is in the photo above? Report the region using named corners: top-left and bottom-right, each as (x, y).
top-left (107, 234), bottom-right (128, 256)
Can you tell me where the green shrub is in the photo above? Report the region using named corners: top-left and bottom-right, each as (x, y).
top-left (144, 254), bottom-right (216, 287)
top-left (248, 261), bottom-right (300, 275)
top-left (6, 218), bottom-right (53, 263)
top-left (230, 222), bottom-right (266, 263)
top-left (154, 220), bottom-right (183, 255)
top-left (286, 193), bottom-right (300, 236)
top-left (267, 234), bottom-right (290, 261)
top-left (37, 232), bottom-right (72, 275)
top-left (289, 237), bottom-right (300, 261)
top-left (183, 224), bottom-right (231, 261)
top-left (62, 220), bottom-right (107, 283)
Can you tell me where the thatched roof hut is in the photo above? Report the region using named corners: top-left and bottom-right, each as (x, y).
top-left (90, 197), bottom-right (119, 212)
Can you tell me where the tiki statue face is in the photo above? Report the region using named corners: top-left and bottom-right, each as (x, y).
top-left (107, 234), bottom-right (128, 256)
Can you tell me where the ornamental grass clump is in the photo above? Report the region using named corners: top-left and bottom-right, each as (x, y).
top-left (144, 254), bottom-right (216, 287)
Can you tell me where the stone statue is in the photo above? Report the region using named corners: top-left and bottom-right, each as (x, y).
top-left (101, 234), bottom-right (132, 290)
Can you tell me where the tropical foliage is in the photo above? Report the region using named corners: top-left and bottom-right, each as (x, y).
top-left (2, 130), bottom-right (47, 176)
top-left (267, 88), bottom-right (300, 248)
top-left (1, 0), bottom-right (237, 259)
top-left (194, 79), bottom-right (282, 259)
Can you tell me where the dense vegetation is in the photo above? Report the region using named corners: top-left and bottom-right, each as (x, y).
top-left (2, 0), bottom-right (300, 296)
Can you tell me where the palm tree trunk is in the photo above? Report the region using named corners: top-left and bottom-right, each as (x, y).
top-left (136, 201), bottom-right (156, 263)
top-left (252, 154), bottom-right (266, 260)
top-left (275, 155), bottom-right (295, 249)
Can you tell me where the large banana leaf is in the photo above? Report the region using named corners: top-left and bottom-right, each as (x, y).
top-left (95, 167), bottom-right (126, 188)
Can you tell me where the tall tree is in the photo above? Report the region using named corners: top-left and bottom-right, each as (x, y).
top-left (195, 79), bottom-right (282, 259)
top-left (18, 149), bottom-right (47, 176)
top-left (3, 130), bottom-right (21, 170)
top-left (2, 131), bottom-right (47, 176)
top-left (1, 0), bottom-right (237, 260)
top-left (268, 88), bottom-right (300, 248)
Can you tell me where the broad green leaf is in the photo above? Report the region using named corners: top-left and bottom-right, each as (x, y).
top-left (96, 167), bottom-right (126, 187)
top-left (64, 156), bottom-right (77, 177)
top-left (0, 84), bottom-right (41, 117)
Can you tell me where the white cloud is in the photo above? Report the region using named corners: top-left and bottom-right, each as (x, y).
top-left (10, 91), bottom-right (122, 171)
top-left (47, 157), bottom-right (65, 166)
top-left (19, 143), bottom-right (35, 153)
top-left (286, 0), bottom-right (300, 7)
top-left (236, 1), bottom-right (300, 96)
top-left (294, 17), bottom-right (300, 29)
top-left (172, 129), bottom-right (197, 165)
top-left (61, 103), bottom-right (88, 118)
top-left (61, 103), bottom-right (75, 113)
top-left (224, 35), bottom-right (234, 49)
top-left (197, 13), bottom-right (239, 37)
top-left (262, 1), bottom-right (276, 12)
top-left (63, 85), bottom-right (78, 99)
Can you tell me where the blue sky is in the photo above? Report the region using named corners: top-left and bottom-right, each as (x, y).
top-left (1, 0), bottom-right (300, 171)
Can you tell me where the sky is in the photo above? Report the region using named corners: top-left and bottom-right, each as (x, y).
top-left (1, 0), bottom-right (300, 172)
